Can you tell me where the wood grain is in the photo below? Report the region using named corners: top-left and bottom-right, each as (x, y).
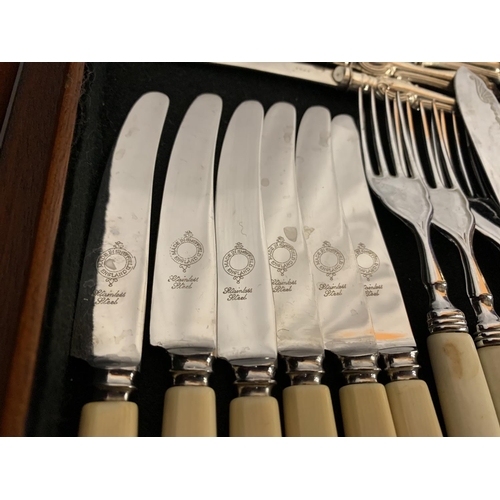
top-left (0, 63), bottom-right (20, 138)
top-left (0, 62), bottom-right (85, 436)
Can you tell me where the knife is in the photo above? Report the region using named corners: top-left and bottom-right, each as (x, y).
top-left (455, 66), bottom-right (500, 421)
top-left (295, 106), bottom-right (397, 437)
top-left (215, 101), bottom-right (281, 437)
top-left (71, 92), bottom-right (169, 437)
top-left (260, 102), bottom-right (337, 437)
top-left (331, 114), bottom-right (443, 436)
top-left (150, 94), bottom-right (222, 436)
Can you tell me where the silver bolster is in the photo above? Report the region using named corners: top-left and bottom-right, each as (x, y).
top-left (233, 363), bottom-right (277, 397)
top-left (170, 352), bottom-right (214, 386)
top-left (382, 349), bottom-right (420, 381)
top-left (93, 368), bottom-right (139, 401)
top-left (282, 354), bottom-right (325, 386)
top-left (338, 353), bottom-right (380, 384)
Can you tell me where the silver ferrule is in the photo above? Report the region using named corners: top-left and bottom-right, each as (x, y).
top-left (93, 368), bottom-right (138, 401)
top-left (282, 353), bottom-right (325, 386)
top-left (472, 294), bottom-right (500, 348)
top-left (338, 352), bottom-right (380, 384)
top-left (170, 351), bottom-right (214, 386)
top-left (381, 349), bottom-right (420, 381)
top-left (427, 306), bottom-right (469, 335)
top-left (233, 363), bottom-right (277, 397)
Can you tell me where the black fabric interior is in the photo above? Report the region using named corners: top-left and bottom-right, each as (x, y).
top-left (26, 62), bottom-right (499, 436)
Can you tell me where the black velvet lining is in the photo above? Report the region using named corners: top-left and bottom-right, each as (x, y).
top-left (26, 62), bottom-right (499, 436)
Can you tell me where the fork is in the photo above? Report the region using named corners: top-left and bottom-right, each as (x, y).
top-left (417, 103), bottom-right (500, 420)
top-left (358, 87), bottom-right (500, 436)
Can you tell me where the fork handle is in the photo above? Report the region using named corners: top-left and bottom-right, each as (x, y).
top-left (428, 332), bottom-right (500, 436)
top-left (478, 345), bottom-right (500, 422)
top-left (385, 380), bottom-right (442, 436)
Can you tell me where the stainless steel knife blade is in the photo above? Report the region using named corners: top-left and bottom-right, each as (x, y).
top-left (331, 114), bottom-right (442, 436)
top-left (260, 102), bottom-right (335, 436)
top-left (149, 94), bottom-right (222, 437)
top-left (215, 100), bottom-right (281, 437)
top-left (455, 66), bottom-right (500, 206)
top-left (71, 92), bottom-right (169, 436)
top-left (296, 106), bottom-right (398, 437)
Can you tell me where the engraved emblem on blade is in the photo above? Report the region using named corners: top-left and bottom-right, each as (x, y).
top-left (268, 236), bottom-right (297, 276)
top-left (313, 241), bottom-right (345, 280)
top-left (470, 73), bottom-right (500, 126)
top-left (354, 243), bottom-right (380, 281)
top-left (169, 230), bottom-right (204, 273)
top-left (222, 242), bottom-right (255, 284)
top-left (96, 241), bottom-right (136, 287)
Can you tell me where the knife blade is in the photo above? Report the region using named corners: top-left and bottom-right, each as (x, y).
top-left (295, 106), bottom-right (396, 437)
top-left (71, 92), bottom-right (169, 437)
top-left (215, 100), bottom-right (281, 437)
top-left (455, 66), bottom-right (500, 421)
top-left (331, 114), bottom-right (442, 436)
top-left (455, 66), bottom-right (500, 207)
top-left (260, 102), bottom-right (336, 437)
top-left (150, 94), bottom-right (222, 436)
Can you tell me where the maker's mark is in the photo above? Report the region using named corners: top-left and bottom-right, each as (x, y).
top-left (313, 241), bottom-right (345, 280)
top-left (354, 243), bottom-right (380, 281)
top-left (169, 230), bottom-right (204, 273)
top-left (222, 242), bottom-right (255, 284)
top-left (268, 236), bottom-right (297, 276)
top-left (96, 241), bottom-right (136, 287)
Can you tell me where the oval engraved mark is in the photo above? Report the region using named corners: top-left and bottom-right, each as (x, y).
top-left (169, 230), bottom-right (204, 273)
top-left (96, 241), bottom-right (136, 287)
top-left (313, 241), bottom-right (345, 280)
top-left (354, 243), bottom-right (380, 281)
top-left (268, 236), bottom-right (297, 276)
top-left (222, 242), bottom-right (255, 284)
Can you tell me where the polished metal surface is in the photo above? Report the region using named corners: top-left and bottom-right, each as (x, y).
top-left (331, 114), bottom-right (415, 351)
top-left (359, 88), bottom-right (468, 336)
top-left (233, 364), bottom-right (277, 397)
top-left (282, 354), bottom-right (324, 385)
top-left (93, 368), bottom-right (139, 401)
top-left (215, 101), bottom-right (277, 367)
top-left (338, 353), bottom-right (380, 384)
top-left (71, 92), bottom-right (169, 370)
top-left (169, 352), bottom-right (214, 386)
top-left (401, 98), bottom-right (500, 348)
top-left (260, 102), bottom-right (323, 359)
top-left (295, 106), bottom-right (377, 357)
top-left (455, 66), bottom-right (500, 206)
top-left (150, 94), bottom-right (221, 365)
top-left (382, 349), bottom-right (420, 382)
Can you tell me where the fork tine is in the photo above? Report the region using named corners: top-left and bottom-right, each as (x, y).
top-left (358, 88), bottom-right (379, 184)
top-left (451, 112), bottom-right (474, 198)
top-left (420, 103), bottom-right (444, 188)
top-left (369, 88), bottom-right (391, 177)
top-left (396, 93), bottom-right (426, 181)
top-left (384, 92), bottom-right (406, 177)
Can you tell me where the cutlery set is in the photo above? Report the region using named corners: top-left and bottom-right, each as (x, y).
top-left (70, 64), bottom-right (500, 437)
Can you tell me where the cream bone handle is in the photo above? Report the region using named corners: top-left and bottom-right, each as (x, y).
top-left (385, 380), bottom-right (442, 437)
top-left (428, 332), bottom-right (500, 436)
top-left (229, 363), bottom-right (282, 437)
top-left (478, 345), bottom-right (500, 422)
top-left (79, 401), bottom-right (138, 437)
top-left (162, 352), bottom-right (217, 437)
top-left (281, 354), bottom-right (337, 437)
top-left (162, 386), bottom-right (217, 437)
top-left (78, 368), bottom-right (139, 437)
top-left (337, 353), bottom-right (396, 437)
top-left (283, 385), bottom-right (337, 437)
top-left (382, 349), bottom-right (442, 437)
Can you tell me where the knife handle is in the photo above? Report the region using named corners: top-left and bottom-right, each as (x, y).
top-left (229, 396), bottom-right (282, 437)
top-left (385, 380), bottom-right (442, 436)
top-left (162, 386), bottom-right (217, 437)
top-left (477, 345), bottom-right (500, 422)
top-left (427, 332), bottom-right (500, 436)
top-left (339, 383), bottom-right (397, 437)
top-left (282, 384), bottom-right (338, 437)
top-left (78, 401), bottom-right (138, 437)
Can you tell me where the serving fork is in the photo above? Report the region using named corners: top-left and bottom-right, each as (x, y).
top-left (358, 87), bottom-right (500, 436)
